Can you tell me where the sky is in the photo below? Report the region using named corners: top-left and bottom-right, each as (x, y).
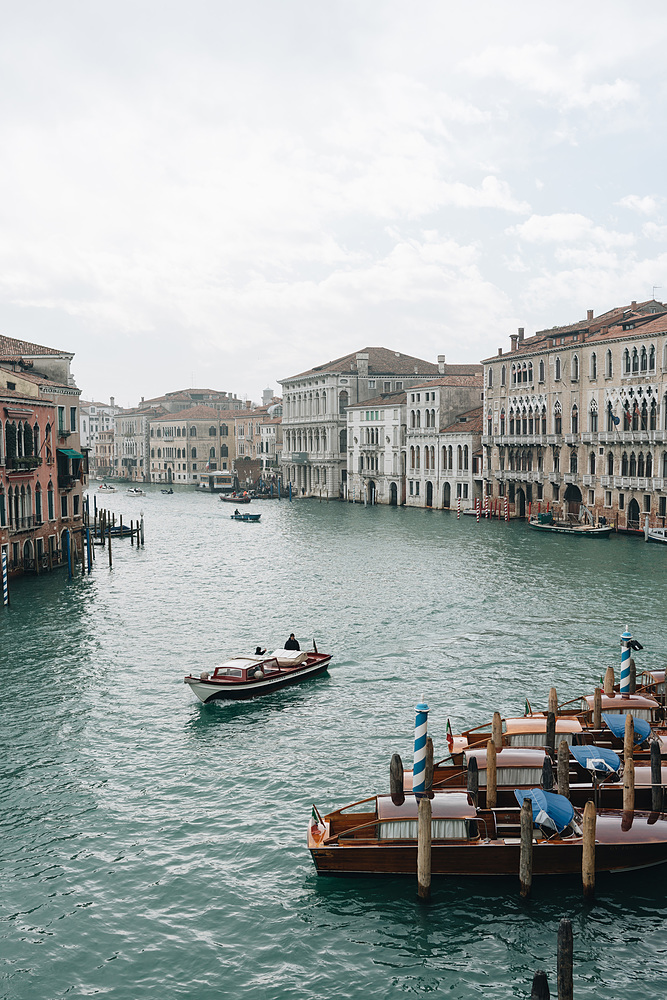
top-left (1, 1), bottom-right (667, 408)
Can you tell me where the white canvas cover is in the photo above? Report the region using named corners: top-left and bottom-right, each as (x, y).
top-left (269, 649), bottom-right (308, 666)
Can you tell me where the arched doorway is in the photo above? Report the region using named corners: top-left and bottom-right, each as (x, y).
top-left (516, 487), bottom-right (526, 518)
top-left (627, 497), bottom-right (640, 530)
top-left (367, 480), bottom-right (376, 505)
top-left (564, 483), bottom-right (582, 517)
top-left (23, 539), bottom-right (33, 570)
top-left (426, 481), bottom-right (433, 507)
top-left (167, 467), bottom-right (173, 483)
top-left (390, 482), bottom-right (398, 506)
top-left (443, 482), bottom-right (451, 508)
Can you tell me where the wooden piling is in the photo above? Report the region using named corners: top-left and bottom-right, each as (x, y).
top-left (519, 797), bottom-right (533, 898)
top-left (545, 710), bottom-right (556, 756)
top-left (651, 740), bottom-right (663, 813)
top-left (492, 711), bottom-right (503, 749)
top-left (531, 970), bottom-right (550, 999)
top-left (417, 796), bottom-right (431, 900)
top-left (624, 713), bottom-right (634, 763)
top-left (80, 529), bottom-right (85, 574)
top-left (390, 753), bottom-right (404, 806)
top-left (108, 521), bottom-right (112, 568)
top-left (486, 740), bottom-right (497, 809)
top-left (547, 687), bottom-right (558, 715)
top-left (593, 686), bottom-right (602, 731)
top-left (603, 666), bottom-right (614, 697)
top-left (557, 918), bottom-right (574, 1000)
top-left (467, 756), bottom-right (479, 806)
top-left (542, 755), bottom-right (554, 791)
top-left (130, 519), bottom-right (134, 546)
top-left (629, 657), bottom-right (636, 694)
top-left (557, 740), bottom-right (570, 800)
top-left (425, 737), bottom-right (433, 793)
top-left (582, 800), bottom-right (596, 898)
top-left (623, 757), bottom-right (635, 812)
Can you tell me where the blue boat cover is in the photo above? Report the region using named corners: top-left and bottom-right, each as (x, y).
top-left (514, 788), bottom-right (575, 833)
top-left (602, 713), bottom-right (651, 744)
top-left (570, 744), bottom-right (621, 774)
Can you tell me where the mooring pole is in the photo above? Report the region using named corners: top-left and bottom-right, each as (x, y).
top-left (557, 918), bottom-right (574, 999)
top-left (390, 753), bottom-right (404, 806)
top-left (582, 800), bottom-right (596, 898)
top-left (519, 797), bottom-right (533, 898)
top-left (486, 740), bottom-right (497, 809)
top-left (557, 740), bottom-right (570, 800)
top-left (620, 626), bottom-right (632, 695)
top-left (413, 699), bottom-right (430, 799)
top-left (2, 549), bottom-right (9, 606)
top-left (66, 528), bottom-right (72, 579)
top-left (417, 796), bottom-right (432, 900)
top-left (651, 740), bottom-right (663, 813)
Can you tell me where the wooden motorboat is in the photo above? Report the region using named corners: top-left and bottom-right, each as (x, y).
top-left (230, 512), bottom-right (261, 522)
top-left (98, 483), bottom-right (117, 493)
top-left (528, 514), bottom-right (612, 537)
top-left (308, 788), bottom-right (667, 877)
top-left (184, 646), bottom-right (332, 702)
top-left (127, 487), bottom-right (145, 496)
top-left (219, 493), bottom-right (251, 504)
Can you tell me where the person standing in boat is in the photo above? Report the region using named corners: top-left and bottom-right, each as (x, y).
top-left (285, 633), bottom-right (300, 650)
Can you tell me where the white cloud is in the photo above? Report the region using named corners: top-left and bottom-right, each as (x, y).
top-left (508, 214), bottom-right (635, 248)
top-left (617, 194), bottom-right (660, 215)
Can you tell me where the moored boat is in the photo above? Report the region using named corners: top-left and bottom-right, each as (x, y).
top-left (220, 493), bottom-right (251, 504)
top-left (184, 646), bottom-right (332, 702)
top-left (308, 788), bottom-right (667, 877)
top-left (528, 513), bottom-right (612, 537)
top-left (127, 487), bottom-right (145, 496)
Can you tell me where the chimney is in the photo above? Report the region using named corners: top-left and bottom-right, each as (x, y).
top-left (587, 309), bottom-right (593, 321)
top-left (110, 396), bottom-right (115, 408)
top-left (510, 334), bottom-right (518, 352)
top-left (631, 300), bottom-right (637, 310)
top-left (438, 354), bottom-right (446, 373)
top-left (518, 327), bottom-right (524, 342)
top-left (497, 348), bottom-right (503, 356)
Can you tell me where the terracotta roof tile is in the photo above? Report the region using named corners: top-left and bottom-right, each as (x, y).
top-left (441, 406), bottom-right (484, 434)
top-left (287, 347), bottom-right (440, 379)
top-left (0, 335), bottom-right (73, 357)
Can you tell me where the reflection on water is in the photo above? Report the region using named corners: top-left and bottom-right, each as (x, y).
top-left (2, 488), bottom-right (667, 998)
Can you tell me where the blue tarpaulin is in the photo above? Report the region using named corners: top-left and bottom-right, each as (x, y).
top-left (571, 744), bottom-right (621, 774)
top-left (602, 713), bottom-right (651, 744)
top-left (514, 788), bottom-right (575, 833)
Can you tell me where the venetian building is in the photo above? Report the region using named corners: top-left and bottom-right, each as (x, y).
top-left (481, 299), bottom-right (667, 526)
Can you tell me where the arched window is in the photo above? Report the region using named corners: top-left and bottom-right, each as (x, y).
top-left (571, 405), bottom-right (578, 434)
top-left (501, 365), bottom-right (506, 386)
top-left (209, 426), bottom-right (216, 436)
top-left (463, 445), bottom-right (469, 470)
top-left (632, 347), bottom-right (639, 374)
top-left (500, 409), bottom-right (506, 434)
top-left (641, 401), bottom-right (648, 430)
top-left (509, 408), bottom-right (515, 435)
top-left (415, 446), bottom-right (420, 470)
top-left (416, 410), bottom-right (421, 428)
top-left (176, 448), bottom-right (181, 459)
top-left (522, 363), bottom-right (527, 383)
top-left (555, 357), bottom-right (561, 380)
top-left (338, 390), bottom-right (348, 414)
top-left (447, 445), bottom-right (452, 470)
top-left (589, 401), bottom-right (598, 432)
top-left (621, 452), bottom-right (628, 476)
top-left (157, 448), bottom-right (161, 458)
top-left (488, 367), bottom-right (493, 388)
top-left (646, 451), bottom-right (653, 477)
top-left (527, 407), bottom-right (534, 435)
top-left (209, 446), bottom-right (216, 459)
top-left (629, 452), bottom-right (637, 476)
top-left (650, 400), bottom-right (657, 430)
top-left (650, 345), bottom-right (656, 371)
top-left (176, 427), bottom-right (181, 437)
top-left (527, 362), bottom-right (533, 382)
top-left (589, 452), bottom-right (596, 475)
top-left (607, 452), bottom-right (614, 476)
top-left (410, 410), bottom-right (415, 428)
top-left (221, 444), bottom-right (228, 457)
top-left (541, 406), bottom-right (547, 434)
top-left (590, 353), bottom-right (597, 380)
top-left (624, 348), bottom-right (631, 374)
top-left (511, 364), bottom-right (517, 386)
top-left (638, 452), bottom-right (645, 477)
top-left (457, 445), bottom-right (462, 470)
top-left (220, 424), bottom-right (228, 436)
top-left (640, 347), bottom-right (648, 373)
top-left (572, 355), bottom-right (579, 381)
top-left (521, 408), bottom-right (528, 435)
top-left (554, 402), bottom-right (562, 435)
top-left (191, 447), bottom-right (197, 458)
top-left (570, 451), bottom-right (577, 474)
top-left (190, 426), bottom-right (197, 436)
top-left (539, 359), bottom-right (545, 382)
top-left (606, 350), bottom-right (613, 378)
top-left (410, 446), bottom-right (415, 470)
top-left (487, 410), bottom-right (492, 436)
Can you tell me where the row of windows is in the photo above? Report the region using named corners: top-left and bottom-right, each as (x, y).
top-left (151, 425), bottom-right (229, 438)
top-left (409, 445), bottom-right (469, 471)
top-left (151, 446), bottom-right (229, 459)
top-left (488, 344), bottom-right (664, 389)
top-left (499, 447), bottom-right (667, 478)
top-left (489, 397), bottom-right (664, 435)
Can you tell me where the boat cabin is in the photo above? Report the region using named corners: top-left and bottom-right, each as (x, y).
top-left (638, 670), bottom-right (666, 704)
top-left (462, 748), bottom-right (547, 787)
top-left (504, 718), bottom-right (583, 748)
top-left (376, 793), bottom-right (478, 841)
top-left (580, 692), bottom-right (660, 723)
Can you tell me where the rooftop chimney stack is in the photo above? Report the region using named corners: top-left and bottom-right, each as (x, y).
top-left (587, 310), bottom-right (594, 321)
top-left (510, 334), bottom-right (519, 352)
top-left (518, 327), bottom-right (524, 342)
top-left (631, 300), bottom-right (637, 310)
top-left (110, 396), bottom-right (115, 408)
top-left (438, 354), bottom-right (446, 373)
top-left (497, 348), bottom-right (503, 356)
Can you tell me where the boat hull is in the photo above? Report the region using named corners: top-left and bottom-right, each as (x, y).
top-left (528, 521), bottom-right (612, 537)
top-left (185, 656), bottom-right (331, 702)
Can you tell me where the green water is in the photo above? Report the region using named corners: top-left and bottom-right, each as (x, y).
top-left (2, 490), bottom-right (667, 998)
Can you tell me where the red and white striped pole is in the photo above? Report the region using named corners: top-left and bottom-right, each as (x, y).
top-left (476, 498), bottom-right (480, 523)
top-left (505, 496), bottom-right (509, 521)
top-left (457, 496), bottom-right (461, 519)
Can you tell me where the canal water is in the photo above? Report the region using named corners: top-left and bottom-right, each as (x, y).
top-left (2, 489), bottom-right (667, 999)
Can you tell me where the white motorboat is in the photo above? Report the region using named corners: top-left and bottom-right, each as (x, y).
top-left (127, 487), bottom-right (146, 496)
top-left (98, 483), bottom-right (117, 493)
top-left (644, 517), bottom-right (667, 544)
top-left (184, 647), bottom-right (332, 702)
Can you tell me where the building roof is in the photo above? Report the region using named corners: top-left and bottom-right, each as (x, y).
top-left (482, 299), bottom-right (667, 362)
top-left (286, 347), bottom-right (441, 380)
top-left (0, 334), bottom-right (73, 358)
top-left (347, 390), bottom-right (407, 410)
top-left (1, 387), bottom-right (54, 406)
top-left (410, 372), bottom-right (483, 389)
top-left (441, 406), bottom-right (483, 434)
top-left (0, 368), bottom-right (72, 392)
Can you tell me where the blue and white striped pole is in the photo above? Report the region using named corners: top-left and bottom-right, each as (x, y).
top-left (2, 549), bottom-right (9, 606)
top-left (413, 699), bottom-right (430, 798)
top-left (620, 626), bottom-right (632, 695)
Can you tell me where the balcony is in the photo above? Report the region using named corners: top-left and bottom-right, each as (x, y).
top-left (6, 456), bottom-right (41, 471)
top-left (564, 434), bottom-right (578, 445)
top-left (548, 473), bottom-right (561, 484)
top-left (564, 474), bottom-right (576, 484)
top-left (582, 475), bottom-right (596, 487)
top-left (58, 474), bottom-right (78, 490)
top-left (8, 515), bottom-right (42, 534)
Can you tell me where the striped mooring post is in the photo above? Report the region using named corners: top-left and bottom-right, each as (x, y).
top-left (620, 626), bottom-right (632, 695)
top-left (476, 499), bottom-right (480, 523)
top-left (2, 549), bottom-right (8, 606)
top-left (413, 699), bottom-right (430, 799)
top-left (457, 496), bottom-right (461, 519)
top-left (505, 496), bottom-right (509, 521)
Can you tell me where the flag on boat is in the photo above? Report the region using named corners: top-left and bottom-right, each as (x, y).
top-left (310, 805), bottom-right (324, 836)
top-left (446, 718), bottom-right (453, 751)
top-left (524, 699), bottom-right (532, 716)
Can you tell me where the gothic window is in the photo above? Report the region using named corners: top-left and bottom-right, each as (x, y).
top-left (570, 451), bottom-right (577, 474)
top-left (555, 357), bottom-right (561, 380)
top-left (571, 405), bottom-right (578, 434)
top-left (624, 348), bottom-right (631, 374)
top-left (607, 452), bottom-right (614, 476)
top-left (539, 359), bottom-right (545, 382)
top-left (638, 452), bottom-right (645, 477)
top-left (590, 353), bottom-right (597, 379)
top-left (646, 452), bottom-right (653, 477)
top-left (572, 355), bottom-right (579, 381)
top-left (501, 365), bottom-right (506, 386)
top-left (589, 452), bottom-right (596, 475)
top-left (606, 350), bottom-right (613, 377)
top-left (527, 362), bottom-right (533, 382)
top-left (629, 452), bottom-right (637, 476)
top-left (621, 452), bottom-right (629, 476)
top-left (632, 347), bottom-right (639, 373)
top-left (650, 345), bottom-right (656, 371)
top-left (640, 347), bottom-right (648, 372)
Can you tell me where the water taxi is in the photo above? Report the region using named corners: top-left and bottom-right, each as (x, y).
top-left (528, 512), bottom-right (612, 537)
top-left (98, 483), bottom-right (117, 493)
top-left (308, 788), bottom-right (667, 877)
top-left (127, 487), bottom-right (145, 496)
top-left (184, 646), bottom-right (332, 702)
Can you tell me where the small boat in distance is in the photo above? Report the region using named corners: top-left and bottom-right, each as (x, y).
top-left (127, 487), bottom-right (145, 496)
top-left (230, 512), bottom-right (261, 522)
top-left (220, 493), bottom-right (251, 504)
top-left (528, 509), bottom-right (612, 538)
top-left (161, 488), bottom-right (174, 495)
top-left (98, 483), bottom-right (117, 493)
top-left (184, 645), bottom-right (332, 702)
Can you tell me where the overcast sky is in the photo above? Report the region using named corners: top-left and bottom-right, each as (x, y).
top-left (1, 2), bottom-right (667, 407)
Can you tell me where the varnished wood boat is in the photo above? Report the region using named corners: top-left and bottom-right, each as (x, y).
top-left (184, 646), bottom-right (331, 702)
top-left (308, 789), bottom-right (667, 877)
top-left (528, 514), bottom-right (612, 537)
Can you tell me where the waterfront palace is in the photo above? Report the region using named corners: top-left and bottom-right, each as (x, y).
top-left (480, 299), bottom-right (667, 528)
